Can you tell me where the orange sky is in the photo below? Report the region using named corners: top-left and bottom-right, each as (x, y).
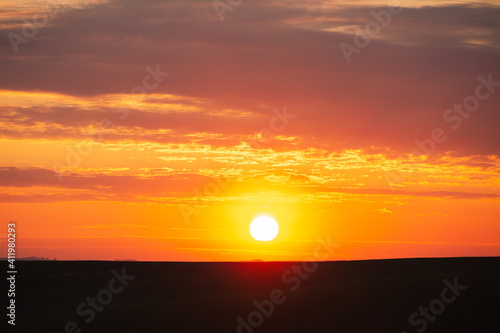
top-left (0, 0), bottom-right (499, 261)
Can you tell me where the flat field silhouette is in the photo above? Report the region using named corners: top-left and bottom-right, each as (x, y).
top-left (11, 257), bottom-right (500, 332)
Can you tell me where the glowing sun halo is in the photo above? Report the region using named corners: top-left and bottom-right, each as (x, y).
top-left (249, 216), bottom-right (279, 241)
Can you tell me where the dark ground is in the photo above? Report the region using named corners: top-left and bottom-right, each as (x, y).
top-left (3, 257), bottom-right (500, 333)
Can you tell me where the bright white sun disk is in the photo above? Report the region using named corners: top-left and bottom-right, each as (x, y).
top-left (250, 216), bottom-right (279, 241)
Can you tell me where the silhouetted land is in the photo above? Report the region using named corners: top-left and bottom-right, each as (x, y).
top-left (6, 257), bottom-right (500, 332)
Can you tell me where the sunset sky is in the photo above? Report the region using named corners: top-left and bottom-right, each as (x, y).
top-left (1, 0), bottom-right (499, 261)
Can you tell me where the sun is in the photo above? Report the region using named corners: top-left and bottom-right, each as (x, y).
top-left (249, 216), bottom-right (279, 241)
